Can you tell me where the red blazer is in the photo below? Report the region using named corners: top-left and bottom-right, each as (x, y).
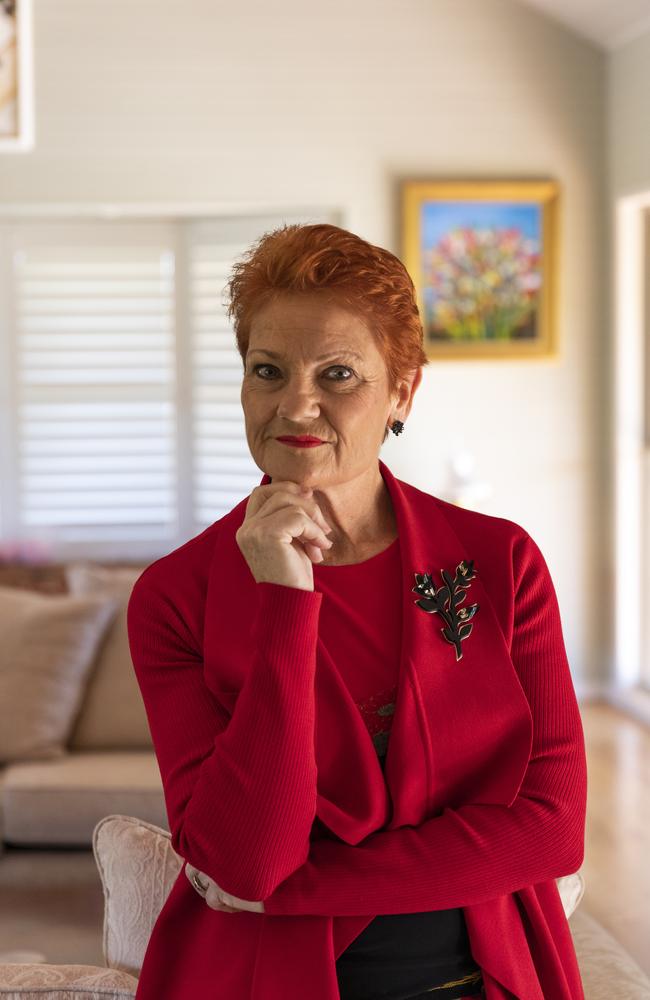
top-left (127, 458), bottom-right (587, 999)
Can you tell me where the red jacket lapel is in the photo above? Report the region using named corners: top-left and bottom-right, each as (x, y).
top-left (377, 459), bottom-right (533, 830)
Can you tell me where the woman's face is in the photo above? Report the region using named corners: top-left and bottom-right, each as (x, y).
top-left (241, 292), bottom-right (404, 486)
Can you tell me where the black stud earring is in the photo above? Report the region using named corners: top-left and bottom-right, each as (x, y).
top-left (391, 420), bottom-right (404, 436)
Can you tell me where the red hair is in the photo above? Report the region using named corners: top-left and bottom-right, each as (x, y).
top-left (224, 223), bottom-right (429, 442)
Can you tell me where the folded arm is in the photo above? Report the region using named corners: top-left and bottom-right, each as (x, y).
top-left (127, 565), bottom-right (322, 902)
top-left (262, 530), bottom-right (587, 917)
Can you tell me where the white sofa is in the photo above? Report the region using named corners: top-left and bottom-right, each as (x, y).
top-left (0, 560), bottom-right (167, 852)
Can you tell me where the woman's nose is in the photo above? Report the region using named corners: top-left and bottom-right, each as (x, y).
top-left (275, 381), bottom-right (322, 421)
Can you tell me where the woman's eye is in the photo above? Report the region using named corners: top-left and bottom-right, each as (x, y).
top-left (251, 364), bottom-right (353, 381)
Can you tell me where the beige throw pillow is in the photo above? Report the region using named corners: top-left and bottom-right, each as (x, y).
top-left (0, 585), bottom-right (118, 763)
top-left (93, 814), bottom-right (181, 978)
top-left (65, 563), bottom-right (150, 750)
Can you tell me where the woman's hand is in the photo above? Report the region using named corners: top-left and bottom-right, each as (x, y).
top-left (184, 862), bottom-right (265, 913)
top-left (236, 479), bottom-right (334, 592)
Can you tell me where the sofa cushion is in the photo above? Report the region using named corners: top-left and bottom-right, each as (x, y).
top-left (2, 753), bottom-right (167, 846)
top-left (0, 561), bottom-right (67, 595)
top-left (65, 564), bottom-right (150, 751)
top-left (0, 586), bottom-right (118, 765)
top-left (0, 962), bottom-right (138, 998)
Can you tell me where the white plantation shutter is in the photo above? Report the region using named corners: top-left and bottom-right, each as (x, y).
top-left (0, 211), bottom-right (334, 560)
top-left (5, 222), bottom-right (178, 550)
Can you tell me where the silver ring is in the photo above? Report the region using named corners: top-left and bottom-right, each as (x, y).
top-left (191, 871), bottom-right (209, 894)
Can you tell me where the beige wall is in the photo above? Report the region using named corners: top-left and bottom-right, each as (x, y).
top-left (0, 0), bottom-right (609, 693)
top-left (608, 30), bottom-right (650, 197)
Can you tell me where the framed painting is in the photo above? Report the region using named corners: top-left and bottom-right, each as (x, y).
top-left (0, 0), bottom-right (34, 152)
top-left (401, 179), bottom-right (560, 360)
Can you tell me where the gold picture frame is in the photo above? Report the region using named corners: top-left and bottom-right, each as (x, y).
top-left (401, 179), bottom-right (561, 360)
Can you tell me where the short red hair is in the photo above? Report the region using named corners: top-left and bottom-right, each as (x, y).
top-left (225, 223), bottom-right (429, 443)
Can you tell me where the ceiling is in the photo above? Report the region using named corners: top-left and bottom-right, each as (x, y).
top-left (516, 0), bottom-right (650, 50)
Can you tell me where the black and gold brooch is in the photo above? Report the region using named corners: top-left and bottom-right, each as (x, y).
top-left (412, 559), bottom-right (479, 661)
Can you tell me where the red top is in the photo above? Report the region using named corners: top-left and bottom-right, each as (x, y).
top-left (127, 458), bottom-right (587, 1000)
top-left (314, 537), bottom-right (484, 998)
top-left (314, 537), bottom-right (402, 768)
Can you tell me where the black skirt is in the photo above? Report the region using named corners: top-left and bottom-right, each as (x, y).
top-left (335, 908), bottom-right (484, 1000)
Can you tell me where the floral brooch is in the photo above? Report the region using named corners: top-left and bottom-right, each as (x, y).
top-left (412, 559), bottom-right (479, 661)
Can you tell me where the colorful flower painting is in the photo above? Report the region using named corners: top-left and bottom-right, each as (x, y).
top-left (401, 180), bottom-right (559, 359)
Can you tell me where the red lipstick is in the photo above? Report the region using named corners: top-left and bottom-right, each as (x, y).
top-left (276, 436), bottom-right (325, 448)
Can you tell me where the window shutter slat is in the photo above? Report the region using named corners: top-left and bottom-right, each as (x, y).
top-left (189, 242), bottom-right (259, 525)
top-left (13, 233), bottom-right (177, 542)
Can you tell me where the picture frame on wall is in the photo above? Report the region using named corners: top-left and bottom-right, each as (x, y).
top-left (401, 179), bottom-right (560, 360)
top-left (0, 0), bottom-right (34, 152)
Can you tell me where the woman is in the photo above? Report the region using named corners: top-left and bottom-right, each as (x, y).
top-left (127, 223), bottom-right (587, 1000)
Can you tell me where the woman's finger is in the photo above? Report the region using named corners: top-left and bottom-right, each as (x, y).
top-left (205, 882), bottom-right (241, 912)
top-left (185, 862), bottom-right (264, 912)
top-left (185, 862), bottom-right (244, 912)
